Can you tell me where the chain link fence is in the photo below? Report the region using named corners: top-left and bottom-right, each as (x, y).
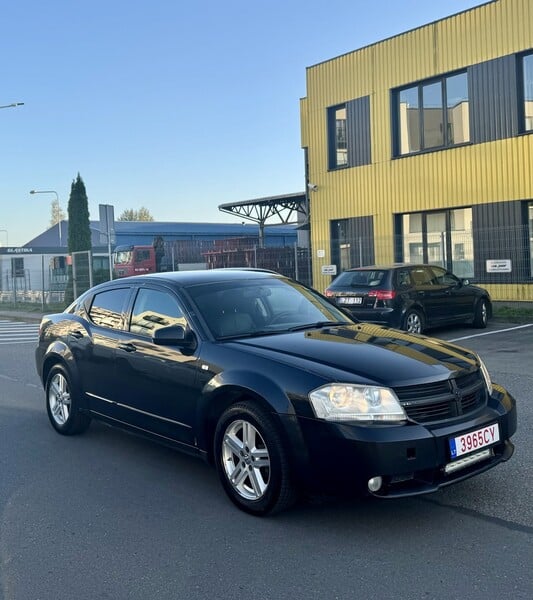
top-left (0, 243), bottom-right (312, 310)
top-left (327, 225), bottom-right (532, 284)
top-left (0, 225), bottom-right (531, 308)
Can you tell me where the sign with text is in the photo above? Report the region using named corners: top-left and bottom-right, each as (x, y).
top-left (321, 265), bottom-right (337, 276)
top-left (486, 259), bottom-right (512, 273)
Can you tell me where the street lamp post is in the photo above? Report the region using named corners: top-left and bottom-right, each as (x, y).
top-left (0, 229), bottom-right (8, 246)
top-left (0, 102), bottom-right (24, 110)
top-left (30, 190), bottom-right (63, 246)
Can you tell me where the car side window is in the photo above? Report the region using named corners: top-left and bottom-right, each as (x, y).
top-left (410, 267), bottom-right (433, 286)
top-left (396, 269), bottom-right (412, 287)
top-left (130, 288), bottom-right (187, 336)
top-left (430, 266), bottom-right (458, 286)
top-left (89, 288), bottom-right (130, 329)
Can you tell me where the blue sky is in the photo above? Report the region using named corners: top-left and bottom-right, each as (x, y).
top-left (1, 0), bottom-right (483, 246)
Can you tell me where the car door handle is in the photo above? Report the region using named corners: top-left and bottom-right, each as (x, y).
top-left (118, 342), bottom-right (137, 353)
top-left (70, 330), bottom-right (84, 339)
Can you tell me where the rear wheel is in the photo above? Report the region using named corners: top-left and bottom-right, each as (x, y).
top-left (473, 298), bottom-right (489, 328)
top-left (403, 309), bottom-right (424, 334)
top-left (214, 402), bottom-right (297, 516)
top-left (45, 365), bottom-right (91, 435)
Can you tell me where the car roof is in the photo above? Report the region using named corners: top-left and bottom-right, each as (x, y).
top-left (345, 263), bottom-right (439, 271)
top-left (104, 268), bottom-right (285, 288)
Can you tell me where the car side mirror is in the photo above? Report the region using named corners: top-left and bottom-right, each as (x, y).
top-left (460, 278), bottom-right (470, 286)
top-left (153, 325), bottom-right (197, 351)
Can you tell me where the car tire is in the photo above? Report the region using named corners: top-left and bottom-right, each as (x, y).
top-left (45, 365), bottom-right (91, 435)
top-left (472, 298), bottom-right (489, 329)
top-left (403, 309), bottom-right (424, 334)
top-left (214, 402), bottom-right (297, 516)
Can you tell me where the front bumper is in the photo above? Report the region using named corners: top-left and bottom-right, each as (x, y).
top-left (294, 385), bottom-right (517, 498)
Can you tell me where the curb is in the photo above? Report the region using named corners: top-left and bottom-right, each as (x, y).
top-left (0, 311), bottom-right (44, 322)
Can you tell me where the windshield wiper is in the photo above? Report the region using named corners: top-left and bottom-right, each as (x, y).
top-left (216, 329), bottom-right (282, 341)
top-left (287, 321), bottom-right (347, 332)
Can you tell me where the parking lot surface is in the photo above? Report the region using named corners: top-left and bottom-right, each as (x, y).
top-left (0, 317), bottom-right (531, 599)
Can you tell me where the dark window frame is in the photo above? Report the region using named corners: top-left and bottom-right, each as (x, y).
top-left (327, 103), bottom-right (348, 170)
top-left (11, 257), bottom-right (25, 277)
top-left (392, 70), bottom-right (471, 157)
top-left (518, 50), bottom-right (533, 134)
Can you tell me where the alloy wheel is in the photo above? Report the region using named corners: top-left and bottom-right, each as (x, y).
top-left (222, 419), bottom-right (271, 501)
top-left (48, 372), bottom-right (72, 426)
top-left (406, 312), bottom-right (422, 334)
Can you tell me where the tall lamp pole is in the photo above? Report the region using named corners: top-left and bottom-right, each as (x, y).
top-left (29, 189), bottom-right (63, 246)
top-left (0, 102), bottom-right (24, 110)
top-left (0, 229), bottom-right (8, 246)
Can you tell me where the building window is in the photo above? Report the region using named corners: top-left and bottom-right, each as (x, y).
top-left (399, 208), bottom-right (473, 278)
top-left (328, 105), bottom-right (348, 168)
top-left (11, 257), bottom-right (25, 277)
top-left (395, 71), bottom-right (470, 156)
top-left (522, 53), bottom-right (533, 132)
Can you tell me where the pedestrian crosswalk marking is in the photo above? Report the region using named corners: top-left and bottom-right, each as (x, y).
top-left (0, 321), bottom-right (40, 344)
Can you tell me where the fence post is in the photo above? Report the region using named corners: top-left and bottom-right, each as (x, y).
top-left (41, 255), bottom-right (45, 311)
top-left (294, 243), bottom-right (299, 281)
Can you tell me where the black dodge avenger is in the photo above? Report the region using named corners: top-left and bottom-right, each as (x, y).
top-left (35, 269), bottom-right (516, 515)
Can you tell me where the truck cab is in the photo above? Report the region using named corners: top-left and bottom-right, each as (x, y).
top-left (113, 245), bottom-right (156, 278)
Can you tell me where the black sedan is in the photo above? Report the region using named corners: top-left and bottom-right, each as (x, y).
top-left (35, 269), bottom-right (516, 515)
top-left (325, 264), bottom-right (492, 334)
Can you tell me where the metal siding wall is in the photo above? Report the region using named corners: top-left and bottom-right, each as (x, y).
top-left (473, 200), bottom-right (524, 229)
top-left (347, 96), bottom-right (371, 167)
top-left (470, 55), bottom-right (519, 143)
top-left (472, 201), bottom-right (529, 284)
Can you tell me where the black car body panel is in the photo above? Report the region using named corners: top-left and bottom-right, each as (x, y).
top-left (325, 264), bottom-right (492, 332)
top-left (35, 269), bottom-right (516, 510)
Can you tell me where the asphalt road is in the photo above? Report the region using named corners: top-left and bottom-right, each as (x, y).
top-left (0, 321), bottom-right (532, 600)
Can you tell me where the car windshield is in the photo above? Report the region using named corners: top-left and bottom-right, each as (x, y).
top-left (185, 277), bottom-right (353, 339)
top-left (113, 250), bottom-right (133, 265)
top-left (333, 270), bottom-right (387, 287)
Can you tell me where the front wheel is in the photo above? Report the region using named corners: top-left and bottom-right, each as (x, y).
top-left (472, 299), bottom-right (489, 328)
top-left (403, 309), bottom-right (424, 334)
top-left (45, 365), bottom-right (91, 435)
top-left (214, 402), bottom-right (297, 516)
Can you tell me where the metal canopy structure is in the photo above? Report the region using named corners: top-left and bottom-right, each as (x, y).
top-left (218, 192), bottom-right (307, 246)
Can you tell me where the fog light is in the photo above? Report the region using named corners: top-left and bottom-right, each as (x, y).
top-left (367, 476), bottom-right (383, 492)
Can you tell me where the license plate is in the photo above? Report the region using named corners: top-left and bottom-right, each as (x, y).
top-left (449, 424), bottom-right (500, 459)
top-left (339, 297), bottom-right (362, 305)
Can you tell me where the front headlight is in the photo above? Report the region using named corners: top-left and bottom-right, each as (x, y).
top-left (478, 357), bottom-right (493, 395)
top-left (309, 384), bottom-right (407, 422)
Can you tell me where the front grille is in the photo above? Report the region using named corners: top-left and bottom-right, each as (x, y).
top-left (394, 370), bottom-right (487, 424)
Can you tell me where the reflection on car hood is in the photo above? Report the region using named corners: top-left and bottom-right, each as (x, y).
top-left (230, 323), bottom-right (479, 387)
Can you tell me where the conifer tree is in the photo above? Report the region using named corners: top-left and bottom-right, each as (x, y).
top-left (67, 173), bottom-right (92, 252)
top-left (64, 174), bottom-right (92, 303)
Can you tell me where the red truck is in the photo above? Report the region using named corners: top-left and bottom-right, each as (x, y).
top-left (113, 245), bottom-right (156, 278)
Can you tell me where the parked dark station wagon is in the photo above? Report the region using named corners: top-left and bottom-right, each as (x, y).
top-left (325, 264), bottom-right (492, 334)
top-left (35, 269), bottom-right (516, 515)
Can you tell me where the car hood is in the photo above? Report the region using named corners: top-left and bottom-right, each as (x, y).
top-left (229, 323), bottom-right (479, 387)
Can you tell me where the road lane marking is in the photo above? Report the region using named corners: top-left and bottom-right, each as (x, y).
top-left (449, 323), bottom-right (533, 342)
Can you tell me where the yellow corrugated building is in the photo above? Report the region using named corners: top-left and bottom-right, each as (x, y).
top-left (301, 0), bottom-right (533, 301)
